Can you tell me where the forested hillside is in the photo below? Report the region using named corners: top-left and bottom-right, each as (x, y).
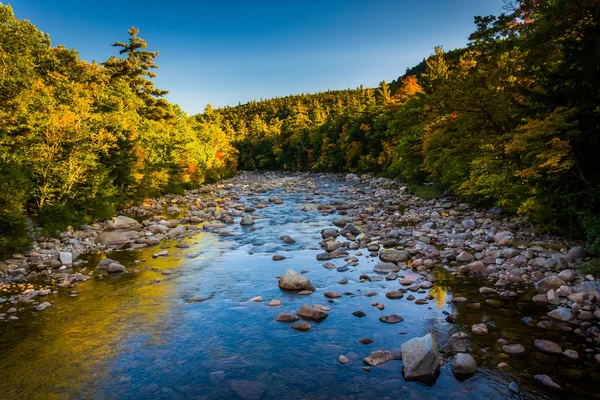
top-left (2, 0), bottom-right (600, 257)
top-left (206, 0), bottom-right (600, 252)
top-left (0, 4), bottom-right (237, 257)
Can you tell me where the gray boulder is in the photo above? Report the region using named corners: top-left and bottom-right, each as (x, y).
top-left (401, 333), bottom-right (440, 380)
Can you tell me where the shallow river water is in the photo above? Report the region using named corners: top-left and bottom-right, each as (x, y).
top-left (0, 176), bottom-right (598, 399)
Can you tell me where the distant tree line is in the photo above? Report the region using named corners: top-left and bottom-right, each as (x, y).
top-left (206, 0), bottom-right (600, 252)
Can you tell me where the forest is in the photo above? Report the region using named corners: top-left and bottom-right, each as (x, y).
top-left (1, 0), bottom-right (599, 257)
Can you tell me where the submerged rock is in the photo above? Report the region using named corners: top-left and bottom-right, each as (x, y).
top-left (363, 350), bottom-right (402, 366)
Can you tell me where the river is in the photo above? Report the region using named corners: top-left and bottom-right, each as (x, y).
top-left (0, 173), bottom-right (597, 399)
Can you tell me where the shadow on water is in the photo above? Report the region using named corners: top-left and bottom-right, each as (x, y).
top-left (0, 177), bottom-right (599, 399)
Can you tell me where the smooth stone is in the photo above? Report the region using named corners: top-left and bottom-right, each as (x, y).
top-left (275, 313), bottom-right (299, 322)
top-left (278, 270), bottom-right (315, 291)
top-left (363, 350), bottom-right (402, 366)
top-left (291, 321), bottom-right (311, 331)
top-left (471, 324), bottom-right (488, 335)
top-left (503, 344), bottom-right (525, 355)
top-left (297, 304), bottom-right (328, 321)
top-left (452, 353), bottom-right (477, 376)
top-left (534, 339), bottom-right (562, 355)
top-left (379, 314), bottom-right (404, 324)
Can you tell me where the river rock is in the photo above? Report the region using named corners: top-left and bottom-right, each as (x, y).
top-left (567, 246), bottom-right (587, 260)
top-left (338, 355), bottom-right (350, 364)
top-left (456, 252), bottom-right (475, 263)
top-left (440, 332), bottom-right (471, 355)
top-left (278, 270), bottom-right (315, 291)
top-left (324, 291), bottom-right (342, 298)
top-left (535, 275), bottom-right (565, 294)
top-left (291, 321), bottom-right (311, 331)
top-left (479, 287), bottom-right (497, 295)
top-left (321, 228), bottom-right (339, 239)
top-left (379, 314), bottom-right (404, 324)
top-left (471, 324), bottom-right (488, 335)
top-left (374, 262), bottom-right (400, 273)
top-left (452, 353), bottom-right (477, 376)
top-left (401, 334), bottom-right (440, 380)
top-left (363, 350), bottom-right (402, 366)
top-left (96, 258), bottom-right (117, 270)
top-left (548, 307), bottom-right (573, 321)
top-left (240, 215), bottom-right (254, 225)
top-left (107, 263), bottom-right (126, 273)
top-left (503, 344), bottom-right (525, 355)
top-left (275, 313), bottom-right (299, 322)
top-left (297, 305), bottom-right (328, 321)
top-left (379, 249), bottom-right (408, 263)
top-left (386, 291), bottom-right (404, 299)
top-left (59, 252), bottom-right (73, 266)
top-left (108, 215), bottom-right (141, 230)
top-left (534, 339), bottom-right (562, 355)
top-left (95, 232), bottom-right (129, 246)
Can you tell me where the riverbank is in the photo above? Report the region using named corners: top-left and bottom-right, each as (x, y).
top-left (0, 171), bottom-right (598, 398)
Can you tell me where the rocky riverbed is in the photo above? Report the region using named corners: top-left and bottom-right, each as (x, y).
top-left (0, 171), bottom-right (598, 399)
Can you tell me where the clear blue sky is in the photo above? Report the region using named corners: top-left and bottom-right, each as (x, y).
top-left (10, 0), bottom-right (505, 114)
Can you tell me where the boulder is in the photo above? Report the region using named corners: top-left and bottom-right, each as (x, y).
top-left (401, 334), bottom-right (440, 380)
top-left (278, 270), bottom-right (315, 291)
